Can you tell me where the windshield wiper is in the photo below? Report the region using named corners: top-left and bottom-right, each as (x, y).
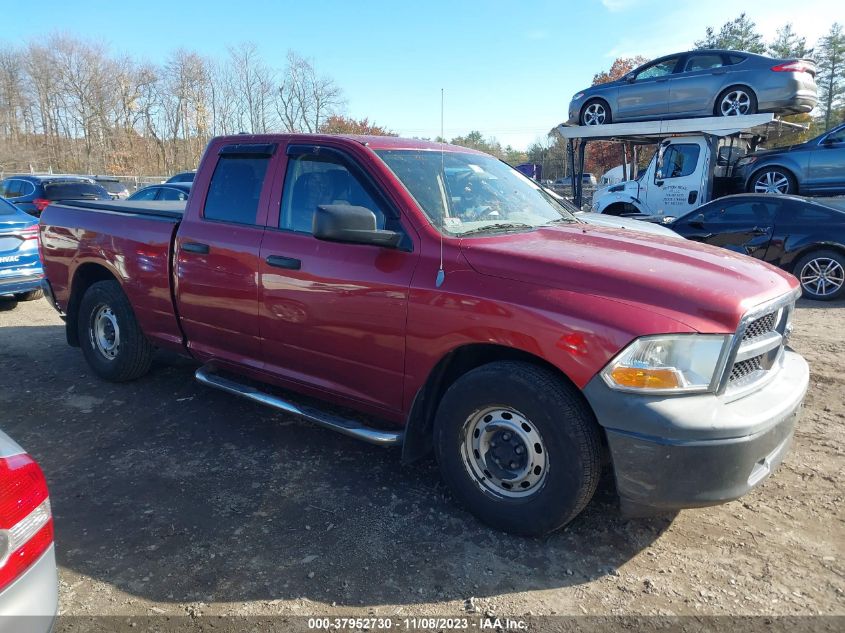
top-left (545, 216), bottom-right (579, 225)
top-left (457, 222), bottom-right (536, 236)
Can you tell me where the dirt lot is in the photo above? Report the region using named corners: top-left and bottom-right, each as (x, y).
top-left (0, 297), bottom-right (843, 627)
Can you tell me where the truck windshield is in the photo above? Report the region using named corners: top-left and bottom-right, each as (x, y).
top-left (375, 149), bottom-right (577, 236)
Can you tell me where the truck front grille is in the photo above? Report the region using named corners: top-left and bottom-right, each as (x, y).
top-left (721, 295), bottom-right (796, 396)
top-left (743, 311), bottom-right (778, 341)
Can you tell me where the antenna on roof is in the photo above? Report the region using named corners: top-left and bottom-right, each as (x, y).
top-left (436, 88), bottom-right (446, 289)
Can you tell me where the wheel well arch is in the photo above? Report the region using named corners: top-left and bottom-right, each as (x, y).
top-left (580, 96), bottom-right (611, 120)
top-left (745, 164), bottom-right (797, 192)
top-left (401, 343), bottom-right (590, 464)
top-left (602, 202), bottom-right (640, 216)
top-left (787, 242), bottom-right (845, 274)
top-left (714, 83), bottom-right (757, 113)
top-left (65, 262), bottom-right (120, 347)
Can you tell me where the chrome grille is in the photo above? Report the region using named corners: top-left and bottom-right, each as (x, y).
top-left (720, 292), bottom-right (798, 397)
top-left (742, 311), bottom-right (778, 341)
top-left (729, 355), bottom-right (763, 383)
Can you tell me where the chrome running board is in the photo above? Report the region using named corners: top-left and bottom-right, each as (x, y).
top-left (194, 365), bottom-right (403, 446)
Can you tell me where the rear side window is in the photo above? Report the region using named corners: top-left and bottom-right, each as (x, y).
top-left (684, 55), bottom-right (724, 72)
top-left (2, 180), bottom-right (22, 198)
top-left (203, 156), bottom-right (270, 224)
top-left (279, 154), bottom-right (386, 233)
top-left (656, 144), bottom-right (700, 179)
top-left (44, 182), bottom-right (108, 200)
top-left (783, 203), bottom-right (843, 223)
top-left (158, 187), bottom-right (189, 201)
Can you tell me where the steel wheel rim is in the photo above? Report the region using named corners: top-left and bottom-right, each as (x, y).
top-left (720, 90), bottom-right (751, 116)
top-left (800, 258), bottom-right (845, 297)
top-left (754, 171), bottom-right (790, 194)
top-left (90, 304), bottom-right (120, 360)
top-left (460, 407), bottom-right (548, 498)
top-left (583, 103), bottom-right (606, 126)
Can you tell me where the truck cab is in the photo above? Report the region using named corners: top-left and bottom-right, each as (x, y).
top-left (594, 135), bottom-right (713, 217)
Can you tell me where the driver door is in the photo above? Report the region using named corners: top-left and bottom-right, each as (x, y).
top-left (616, 57), bottom-right (679, 120)
top-left (648, 140), bottom-right (707, 216)
top-left (682, 198), bottom-right (778, 259)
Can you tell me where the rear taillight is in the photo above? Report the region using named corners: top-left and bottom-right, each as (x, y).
top-left (771, 61), bottom-right (815, 75)
top-left (0, 454), bottom-right (53, 590)
top-left (32, 199), bottom-right (50, 213)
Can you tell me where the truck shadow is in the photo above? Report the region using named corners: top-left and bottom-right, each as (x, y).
top-left (0, 323), bottom-right (671, 608)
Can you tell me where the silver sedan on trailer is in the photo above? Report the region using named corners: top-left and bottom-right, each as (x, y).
top-left (568, 50), bottom-right (817, 126)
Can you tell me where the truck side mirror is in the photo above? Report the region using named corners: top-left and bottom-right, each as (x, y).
top-left (313, 204), bottom-right (401, 248)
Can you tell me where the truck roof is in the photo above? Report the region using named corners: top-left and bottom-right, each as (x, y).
top-left (211, 133), bottom-right (487, 154)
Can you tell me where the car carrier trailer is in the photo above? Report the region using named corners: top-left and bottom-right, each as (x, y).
top-left (554, 114), bottom-right (806, 217)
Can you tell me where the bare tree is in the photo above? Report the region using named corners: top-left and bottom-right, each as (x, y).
top-left (277, 51), bottom-right (344, 133)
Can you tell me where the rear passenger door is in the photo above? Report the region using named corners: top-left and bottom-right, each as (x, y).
top-left (668, 53), bottom-right (728, 117)
top-left (257, 144), bottom-right (418, 414)
top-left (174, 143), bottom-right (275, 368)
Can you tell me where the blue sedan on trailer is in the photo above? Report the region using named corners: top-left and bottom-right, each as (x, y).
top-left (0, 197), bottom-right (44, 303)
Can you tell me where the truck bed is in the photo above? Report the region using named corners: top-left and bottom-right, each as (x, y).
top-left (58, 199), bottom-right (186, 219)
top-left (40, 199), bottom-right (185, 352)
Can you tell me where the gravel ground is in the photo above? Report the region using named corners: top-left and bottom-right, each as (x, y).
top-left (0, 297), bottom-right (842, 628)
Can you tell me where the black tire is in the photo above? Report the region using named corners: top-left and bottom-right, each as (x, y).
top-left (13, 288), bottom-right (43, 301)
top-left (580, 99), bottom-right (612, 126)
top-left (793, 249), bottom-right (845, 301)
top-left (77, 280), bottom-right (153, 382)
top-left (714, 85), bottom-right (758, 117)
top-left (433, 361), bottom-right (602, 536)
top-left (747, 167), bottom-right (796, 195)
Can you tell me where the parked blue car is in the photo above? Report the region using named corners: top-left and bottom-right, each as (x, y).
top-left (0, 198), bottom-right (44, 303)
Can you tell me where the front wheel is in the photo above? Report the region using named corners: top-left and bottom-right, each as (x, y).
top-left (77, 280), bottom-right (153, 382)
top-left (748, 167), bottom-right (796, 195)
top-left (580, 100), bottom-right (612, 126)
top-left (795, 250), bottom-right (845, 301)
top-left (433, 361), bottom-right (602, 536)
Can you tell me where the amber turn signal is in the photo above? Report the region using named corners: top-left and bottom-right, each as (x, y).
top-left (609, 366), bottom-right (683, 390)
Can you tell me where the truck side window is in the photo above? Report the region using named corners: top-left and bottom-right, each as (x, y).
top-left (203, 155), bottom-right (270, 225)
top-left (280, 155), bottom-right (386, 233)
top-left (656, 144), bottom-right (700, 180)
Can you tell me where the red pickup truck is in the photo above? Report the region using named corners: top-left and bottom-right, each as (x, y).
top-left (39, 135), bottom-right (809, 535)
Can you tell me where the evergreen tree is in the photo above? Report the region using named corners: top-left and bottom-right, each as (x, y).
top-left (769, 24), bottom-right (813, 59)
top-left (694, 13), bottom-right (766, 53)
top-left (816, 23), bottom-right (845, 129)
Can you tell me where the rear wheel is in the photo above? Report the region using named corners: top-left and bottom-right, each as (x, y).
top-left (795, 250), bottom-right (845, 301)
top-left (580, 99), bottom-right (612, 126)
top-left (748, 167), bottom-right (796, 195)
top-left (715, 86), bottom-right (757, 117)
top-left (77, 280), bottom-right (153, 381)
top-left (433, 361), bottom-right (602, 536)
top-left (13, 288), bottom-right (43, 301)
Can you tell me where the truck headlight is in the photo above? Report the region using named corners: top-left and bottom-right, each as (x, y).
top-left (601, 334), bottom-right (729, 393)
top-left (735, 156), bottom-right (758, 168)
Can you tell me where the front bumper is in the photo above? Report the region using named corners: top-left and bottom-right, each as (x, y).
top-left (583, 348), bottom-right (809, 515)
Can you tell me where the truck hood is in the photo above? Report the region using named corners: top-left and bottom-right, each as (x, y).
top-left (460, 224), bottom-right (797, 333)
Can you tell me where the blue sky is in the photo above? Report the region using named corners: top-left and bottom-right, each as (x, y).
top-left (5, 0), bottom-right (842, 149)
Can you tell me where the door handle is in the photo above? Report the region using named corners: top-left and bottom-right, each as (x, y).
top-left (266, 255), bottom-right (301, 270)
top-left (182, 242), bottom-right (209, 254)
